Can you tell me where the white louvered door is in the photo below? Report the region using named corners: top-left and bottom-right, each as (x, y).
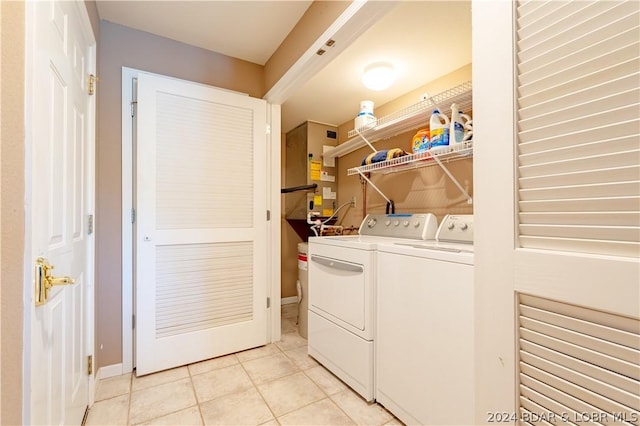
top-left (135, 73), bottom-right (268, 375)
top-left (513, 1), bottom-right (640, 423)
top-left (514, 0), bottom-right (640, 425)
top-left (516, 0), bottom-right (640, 258)
top-left (473, 0), bottom-right (639, 423)
top-left (512, 0), bottom-right (639, 316)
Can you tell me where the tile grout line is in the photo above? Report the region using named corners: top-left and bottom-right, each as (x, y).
top-left (236, 331), bottom-right (327, 423)
top-left (127, 371), bottom-right (133, 425)
top-left (256, 332), bottom-right (358, 424)
top-left (128, 369), bottom-right (197, 425)
top-left (300, 367), bottom-right (359, 426)
top-left (187, 363), bottom-right (207, 426)
top-left (237, 349), bottom-right (280, 425)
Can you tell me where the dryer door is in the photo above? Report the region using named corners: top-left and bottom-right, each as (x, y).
top-left (308, 243), bottom-right (374, 337)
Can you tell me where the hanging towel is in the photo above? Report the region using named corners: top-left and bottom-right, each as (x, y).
top-left (362, 148), bottom-right (407, 166)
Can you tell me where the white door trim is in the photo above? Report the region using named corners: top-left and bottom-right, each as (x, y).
top-left (121, 67), bottom-right (136, 375)
top-left (23, 1), bottom-right (97, 421)
top-left (120, 68), bottom-right (282, 373)
top-left (267, 103), bottom-right (282, 341)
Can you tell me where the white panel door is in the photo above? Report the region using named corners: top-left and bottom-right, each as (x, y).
top-left (136, 73), bottom-right (268, 375)
top-left (27, 0), bottom-right (95, 424)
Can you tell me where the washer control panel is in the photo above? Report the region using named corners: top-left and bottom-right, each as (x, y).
top-left (436, 214), bottom-right (474, 244)
top-left (359, 213), bottom-right (438, 240)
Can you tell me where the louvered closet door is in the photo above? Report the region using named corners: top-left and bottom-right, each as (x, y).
top-left (513, 0), bottom-right (639, 317)
top-left (513, 1), bottom-right (640, 422)
top-left (135, 73), bottom-right (268, 375)
top-left (516, 0), bottom-right (640, 258)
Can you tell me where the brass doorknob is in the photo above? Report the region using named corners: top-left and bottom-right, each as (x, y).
top-left (35, 257), bottom-right (75, 306)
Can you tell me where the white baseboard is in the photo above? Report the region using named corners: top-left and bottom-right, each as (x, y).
top-left (97, 363), bottom-right (124, 380)
top-left (281, 296), bottom-right (299, 305)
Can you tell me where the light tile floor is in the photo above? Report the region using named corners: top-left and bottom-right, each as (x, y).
top-left (86, 304), bottom-right (402, 426)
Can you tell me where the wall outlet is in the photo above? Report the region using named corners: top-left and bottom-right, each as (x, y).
top-left (351, 196), bottom-right (357, 208)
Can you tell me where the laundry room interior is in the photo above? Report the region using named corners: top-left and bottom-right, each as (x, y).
top-left (277, 1), bottom-right (475, 311)
top-left (280, 64), bottom-right (474, 305)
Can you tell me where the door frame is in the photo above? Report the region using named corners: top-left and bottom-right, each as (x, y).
top-left (22, 0), bottom-right (97, 421)
top-left (120, 67), bottom-right (282, 374)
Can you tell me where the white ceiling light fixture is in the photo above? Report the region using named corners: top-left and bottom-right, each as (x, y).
top-left (361, 62), bottom-right (397, 91)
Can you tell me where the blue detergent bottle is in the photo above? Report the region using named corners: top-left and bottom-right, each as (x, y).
top-left (429, 109), bottom-right (450, 151)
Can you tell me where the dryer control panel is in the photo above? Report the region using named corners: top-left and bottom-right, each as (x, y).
top-left (436, 214), bottom-right (474, 244)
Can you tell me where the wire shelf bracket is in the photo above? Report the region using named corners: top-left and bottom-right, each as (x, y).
top-left (355, 169), bottom-right (391, 205)
top-left (347, 142), bottom-right (474, 205)
top-left (432, 154), bottom-right (473, 205)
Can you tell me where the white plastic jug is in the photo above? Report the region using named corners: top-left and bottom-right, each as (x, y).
top-left (450, 103), bottom-right (472, 146)
top-left (429, 109), bottom-right (450, 150)
top-left (463, 114), bottom-right (473, 141)
top-left (354, 100), bottom-right (376, 130)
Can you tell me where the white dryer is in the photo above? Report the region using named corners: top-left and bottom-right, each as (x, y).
top-left (375, 214), bottom-right (475, 426)
top-left (307, 213), bottom-right (438, 401)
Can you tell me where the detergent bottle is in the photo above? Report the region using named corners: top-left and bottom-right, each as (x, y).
top-left (411, 129), bottom-right (429, 153)
top-left (429, 109), bottom-right (450, 151)
top-left (449, 103), bottom-right (466, 147)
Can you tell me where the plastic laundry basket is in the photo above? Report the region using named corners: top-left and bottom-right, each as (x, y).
top-left (297, 242), bottom-right (308, 338)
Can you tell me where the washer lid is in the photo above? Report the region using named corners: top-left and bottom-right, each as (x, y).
top-left (309, 235), bottom-right (416, 250)
top-left (377, 240), bottom-right (474, 264)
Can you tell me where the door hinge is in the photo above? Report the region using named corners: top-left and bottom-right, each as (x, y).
top-left (131, 208), bottom-right (136, 224)
top-left (88, 74), bottom-right (97, 95)
top-left (87, 214), bottom-right (94, 235)
top-left (87, 355), bottom-right (93, 375)
top-left (131, 101), bottom-right (137, 118)
top-left (267, 297), bottom-right (271, 308)
top-left (266, 210), bottom-right (271, 221)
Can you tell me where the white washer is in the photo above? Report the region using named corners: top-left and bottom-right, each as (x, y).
top-left (375, 214), bottom-right (475, 425)
top-left (307, 213), bottom-right (438, 401)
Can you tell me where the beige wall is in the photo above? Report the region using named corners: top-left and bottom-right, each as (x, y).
top-left (96, 21), bottom-right (266, 369)
top-left (0, 2), bottom-right (25, 424)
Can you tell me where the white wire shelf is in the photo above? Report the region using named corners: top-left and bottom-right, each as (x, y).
top-left (325, 81), bottom-right (472, 159)
top-left (347, 141), bottom-right (473, 176)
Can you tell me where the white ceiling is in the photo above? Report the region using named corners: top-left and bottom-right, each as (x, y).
top-left (95, 1), bottom-right (471, 134)
top-left (96, 1), bottom-right (313, 65)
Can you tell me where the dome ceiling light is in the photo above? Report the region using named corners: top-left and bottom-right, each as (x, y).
top-left (361, 62), bottom-right (397, 91)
